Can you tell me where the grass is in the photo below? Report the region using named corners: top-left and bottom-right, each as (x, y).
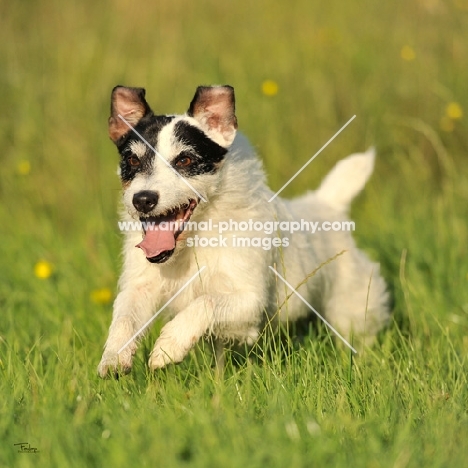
top-left (1, 0), bottom-right (468, 466)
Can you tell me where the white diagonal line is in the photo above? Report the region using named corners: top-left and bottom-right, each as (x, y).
top-left (117, 266), bottom-right (206, 354)
top-left (268, 115), bottom-right (356, 202)
top-left (269, 266), bottom-right (357, 353)
top-left (118, 114), bottom-right (207, 203)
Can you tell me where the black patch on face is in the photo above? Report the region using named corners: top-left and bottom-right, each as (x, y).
top-left (172, 120), bottom-right (227, 177)
top-left (117, 114), bottom-right (175, 183)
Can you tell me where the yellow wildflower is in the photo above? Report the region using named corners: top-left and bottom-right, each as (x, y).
top-left (261, 80), bottom-right (279, 97)
top-left (34, 260), bottom-right (53, 279)
top-left (445, 102), bottom-right (463, 120)
top-left (17, 161), bottom-right (31, 175)
top-left (400, 45), bottom-right (416, 61)
top-left (91, 288), bottom-right (113, 305)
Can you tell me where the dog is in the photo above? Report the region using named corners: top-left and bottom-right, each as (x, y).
top-left (97, 85), bottom-right (390, 377)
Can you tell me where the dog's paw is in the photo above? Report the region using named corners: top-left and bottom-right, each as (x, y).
top-left (97, 350), bottom-right (133, 378)
top-left (148, 337), bottom-right (190, 370)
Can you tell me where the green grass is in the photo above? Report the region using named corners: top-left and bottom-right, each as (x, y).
top-left (1, 0), bottom-right (468, 466)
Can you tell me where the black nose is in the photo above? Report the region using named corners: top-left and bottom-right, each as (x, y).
top-left (132, 190), bottom-right (159, 214)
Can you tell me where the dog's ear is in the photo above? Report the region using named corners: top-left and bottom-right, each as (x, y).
top-left (187, 85), bottom-right (237, 147)
top-left (109, 86), bottom-right (152, 143)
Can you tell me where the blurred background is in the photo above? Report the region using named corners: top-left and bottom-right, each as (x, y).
top-left (1, 0), bottom-right (467, 364)
top-left (1, 1), bottom-right (468, 465)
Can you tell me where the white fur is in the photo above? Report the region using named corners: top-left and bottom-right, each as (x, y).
top-left (316, 147), bottom-right (375, 213)
top-left (129, 140), bottom-right (147, 159)
top-left (98, 121), bottom-right (390, 377)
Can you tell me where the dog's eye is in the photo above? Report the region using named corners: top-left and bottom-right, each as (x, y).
top-left (175, 156), bottom-right (192, 168)
top-left (128, 156), bottom-right (141, 167)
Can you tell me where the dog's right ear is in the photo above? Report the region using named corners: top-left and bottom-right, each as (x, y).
top-left (108, 86), bottom-right (152, 143)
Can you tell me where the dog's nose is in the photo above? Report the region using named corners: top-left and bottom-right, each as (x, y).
top-left (132, 190), bottom-right (159, 214)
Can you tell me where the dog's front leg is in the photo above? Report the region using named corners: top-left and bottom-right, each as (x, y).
top-left (148, 295), bottom-right (215, 370)
top-left (149, 292), bottom-right (262, 370)
top-left (98, 283), bottom-right (157, 377)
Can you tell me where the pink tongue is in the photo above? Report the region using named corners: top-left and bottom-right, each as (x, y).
top-left (136, 225), bottom-right (176, 258)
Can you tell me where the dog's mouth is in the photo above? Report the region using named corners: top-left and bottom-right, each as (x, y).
top-left (136, 199), bottom-right (198, 264)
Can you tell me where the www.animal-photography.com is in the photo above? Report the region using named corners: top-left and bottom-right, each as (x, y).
top-left (1, 1), bottom-right (467, 467)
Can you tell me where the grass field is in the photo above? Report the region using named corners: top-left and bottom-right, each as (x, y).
top-left (1, 0), bottom-right (468, 466)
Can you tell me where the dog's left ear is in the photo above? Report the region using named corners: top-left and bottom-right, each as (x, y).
top-left (187, 85), bottom-right (238, 147)
top-left (109, 86), bottom-right (152, 143)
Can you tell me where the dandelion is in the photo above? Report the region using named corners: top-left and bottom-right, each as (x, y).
top-left (34, 260), bottom-right (53, 279)
top-left (400, 45), bottom-right (416, 61)
top-left (90, 287), bottom-right (113, 305)
top-left (17, 160), bottom-right (31, 175)
top-left (261, 80), bottom-right (279, 97)
top-left (441, 102), bottom-right (463, 132)
top-left (445, 102), bottom-right (463, 120)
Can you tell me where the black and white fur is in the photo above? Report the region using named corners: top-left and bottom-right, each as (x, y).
top-left (98, 85), bottom-right (390, 377)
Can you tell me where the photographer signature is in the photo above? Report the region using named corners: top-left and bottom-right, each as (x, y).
top-left (14, 442), bottom-right (39, 453)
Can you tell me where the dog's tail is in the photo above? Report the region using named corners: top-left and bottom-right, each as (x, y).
top-left (315, 147), bottom-right (375, 213)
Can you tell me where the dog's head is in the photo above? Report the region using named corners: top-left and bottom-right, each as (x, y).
top-left (108, 85), bottom-right (237, 264)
